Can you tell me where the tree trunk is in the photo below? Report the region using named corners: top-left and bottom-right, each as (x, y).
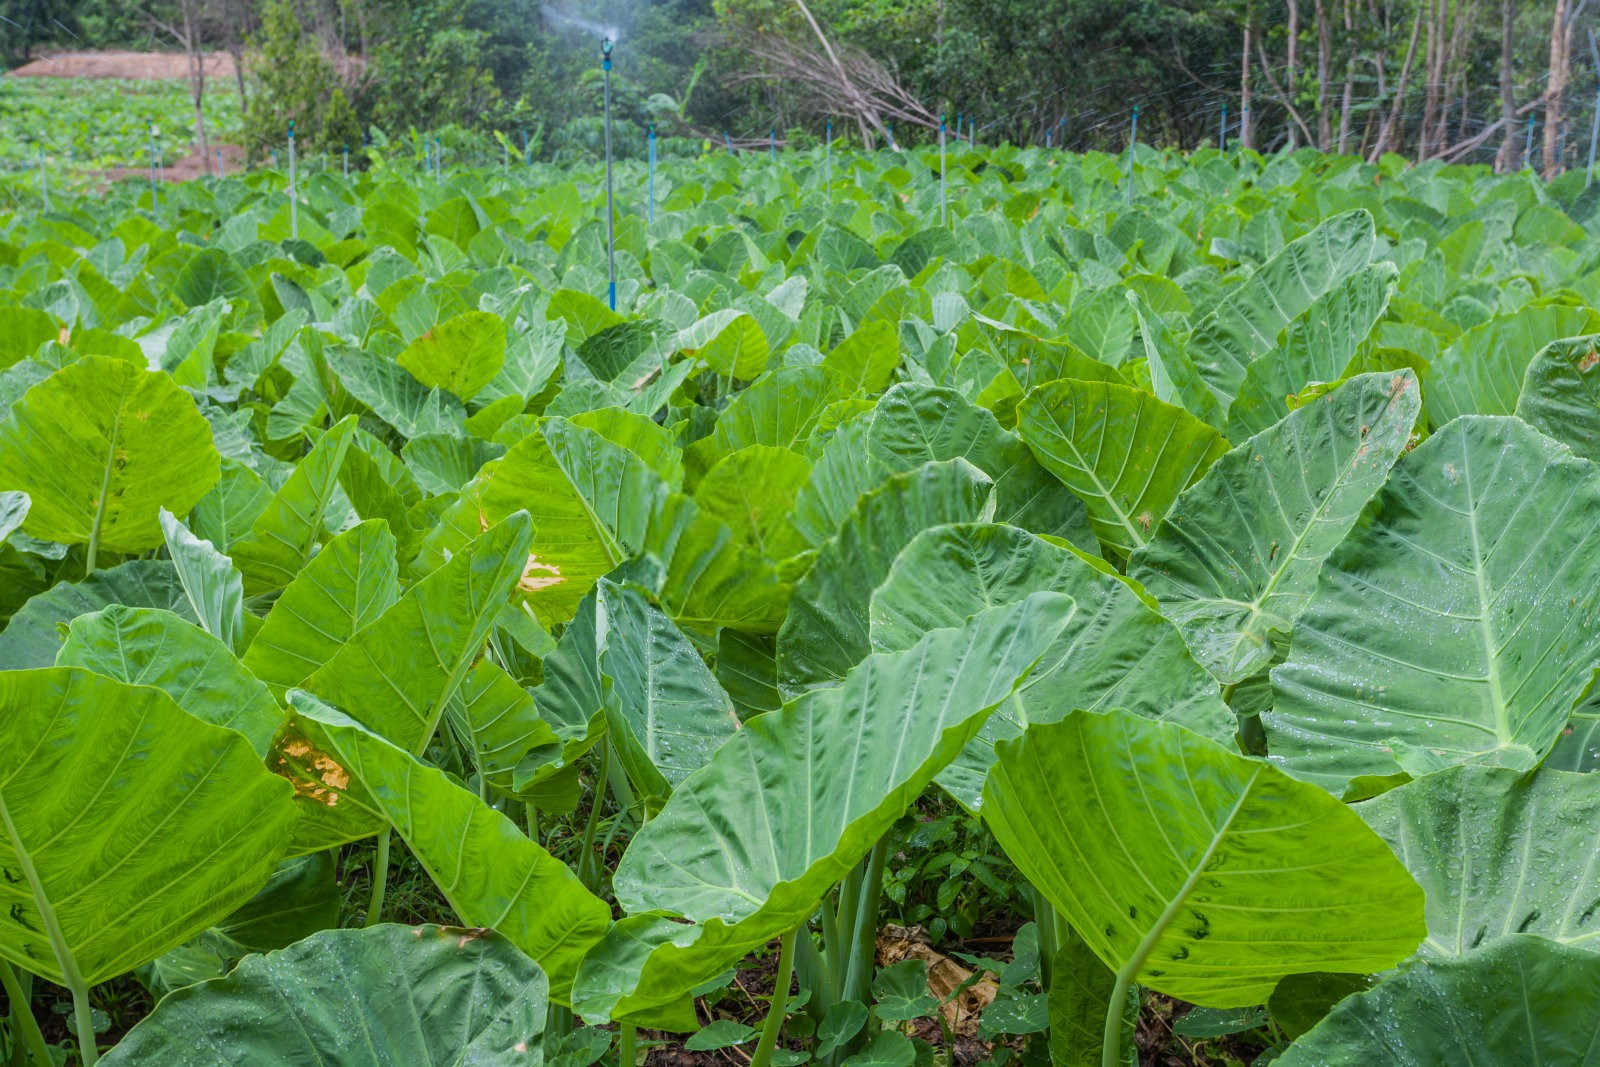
top-left (1495, 0), bottom-right (1518, 170)
top-left (1370, 8), bottom-right (1425, 162)
top-left (1336, 0), bottom-right (1354, 152)
top-left (1545, 0), bottom-right (1573, 177)
top-left (183, 2), bottom-right (210, 175)
top-left (1314, 0), bottom-right (1333, 149)
top-left (1241, 5), bottom-right (1255, 150)
top-left (1286, 0), bottom-right (1300, 148)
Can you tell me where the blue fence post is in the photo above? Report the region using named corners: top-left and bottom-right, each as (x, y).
top-left (648, 122), bottom-right (657, 225)
top-left (1220, 102), bottom-right (1227, 152)
top-left (1126, 106), bottom-right (1138, 205)
top-left (288, 119), bottom-right (298, 239)
top-left (601, 37), bottom-right (617, 313)
top-left (825, 119), bottom-right (832, 191)
top-left (725, 131), bottom-right (734, 154)
top-left (770, 127), bottom-right (776, 160)
top-left (939, 115), bottom-right (947, 226)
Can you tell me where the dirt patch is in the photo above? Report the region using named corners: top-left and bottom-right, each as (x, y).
top-left (95, 142), bottom-right (247, 187)
top-left (8, 50), bottom-right (237, 80)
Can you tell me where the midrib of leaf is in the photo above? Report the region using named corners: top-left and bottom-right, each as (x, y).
top-left (1224, 391), bottom-right (1405, 666)
top-left (88, 399), bottom-right (128, 559)
top-left (1461, 445), bottom-right (1511, 744)
top-left (1119, 766), bottom-right (1259, 987)
top-left (1042, 405), bottom-right (1143, 552)
top-left (0, 785), bottom-right (86, 991)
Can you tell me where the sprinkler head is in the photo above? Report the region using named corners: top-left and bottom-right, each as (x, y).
top-left (601, 38), bottom-right (613, 66)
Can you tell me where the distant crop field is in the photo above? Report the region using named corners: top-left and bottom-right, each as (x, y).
top-left (0, 72), bottom-right (244, 174)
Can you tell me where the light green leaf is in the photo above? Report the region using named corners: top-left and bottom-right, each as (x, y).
top-left (685, 1019), bottom-right (758, 1051)
top-left (305, 513), bottom-right (533, 754)
top-left (1186, 210), bottom-right (1376, 408)
top-left (0, 356), bottom-right (220, 554)
top-left (1227, 262), bottom-right (1397, 441)
top-left (870, 522), bottom-right (1235, 810)
top-left (594, 580), bottom-right (741, 796)
top-left (1129, 371), bottom-right (1421, 684)
top-left (0, 560), bottom-right (197, 670)
top-left (57, 605), bottom-right (282, 757)
top-left (230, 416), bottom-right (358, 595)
top-left (1276, 936), bottom-right (1600, 1065)
top-left (1514, 334), bottom-right (1600, 462)
top-left (570, 593), bottom-right (1074, 1024)
top-left (1265, 416), bottom-right (1600, 794)
top-left (1018, 379), bottom-right (1229, 561)
top-left (242, 519), bottom-right (400, 699)
top-left (396, 309), bottom-right (507, 400)
top-left (102, 924), bottom-right (548, 1066)
top-left (1357, 765), bottom-right (1600, 956)
top-left (1048, 927), bottom-right (1134, 1067)
top-left (1427, 304), bottom-right (1600, 425)
top-left (0, 491), bottom-right (28, 546)
top-left (695, 445), bottom-right (811, 558)
top-left (777, 458), bottom-right (995, 693)
top-left (867, 383), bottom-right (1096, 548)
top-left (872, 959), bottom-right (936, 1021)
top-left (434, 420), bottom-right (670, 626)
top-left (0, 667), bottom-right (294, 985)
top-left (159, 508), bottom-right (244, 653)
top-left (276, 693), bottom-right (611, 1003)
top-left (982, 712), bottom-right (1425, 1007)
top-left (678, 310), bottom-right (769, 380)
top-left (449, 658), bottom-right (563, 801)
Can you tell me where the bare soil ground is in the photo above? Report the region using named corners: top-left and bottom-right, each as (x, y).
top-left (8, 50), bottom-right (237, 80)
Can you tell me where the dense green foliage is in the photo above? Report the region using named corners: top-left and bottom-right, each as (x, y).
top-left (0, 76), bottom-right (242, 172)
top-left (2, 140), bottom-right (1600, 1064)
top-left (3, 1), bottom-right (1590, 171)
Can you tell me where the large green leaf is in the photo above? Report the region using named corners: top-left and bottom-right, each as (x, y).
top-left (570, 593), bottom-right (1075, 1024)
top-left (241, 519), bottom-right (400, 699)
top-left (1226, 262), bottom-right (1397, 441)
top-left (694, 445), bottom-right (811, 559)
top-left (0, 356), bottom-right (220, 554)
top-left (546, 579), bottom-right (741, 800)
top-left (1357, 765), bottom-right (1600, 956)
top-left (304, 513), bottom-right (533, 754)
top-left (1265, 416), bottom-right (1600, 795)
top-left (275, 693), bottom-right (611, 1003)
top-left (677, 309), bottom-right (769, 379)
top-left (0, 560), bottom-right (197, 669)
top-left (103, 924), bottom-right (548, 1066)
top-left (1186, 210), bottom-right (1376, 408)
top-left (1426, 304), bottom-right (1600, 425)
top-left (629, 491), bottom-right (793, 638)
top-left (1018, 379), bottom-right (1228, 561)
top-left (448, 659), bottom-right (563, 801)
top-left (0, 492), bottom-right (29, 547)
top-left (869, 522), bottom-right (1235, 809)
top-left (866, 383), bottom-right (1096, 548)
top-left (56, 605), bottom-right (282, 757)
top-left (981, 711), bottom-right (1425, 1007)
top-left (1276, 936), bottom-right (1600, 1065)
top-left (396, 309), bottom-right (507, 400)
top-left (1129, 371), bottom-right (1421, 684)
top-left (776, 458), bottom-right (995, 693)
top-left (328, 347), bottom-right (465, 439)
top-left (1513, 333), bottom-right (1600, 462)
top-left (432, 419), bottom-right (670, 625)
top-left (230, 416), bottom-right (358, 595)
top-left (159, 508), bottom-right (244, 653)
top-left (0, 668), bottom-right (294, 985)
